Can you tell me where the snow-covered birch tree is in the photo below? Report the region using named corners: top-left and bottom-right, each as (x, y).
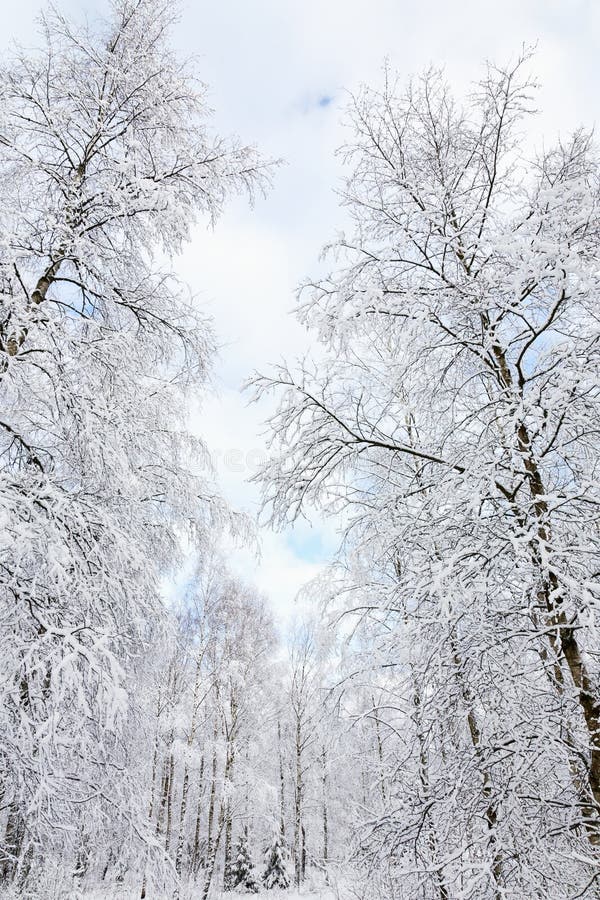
top-left (0, 0), bottom-right (268, 889)
top-left (253, 54), bottom-right (600, 898)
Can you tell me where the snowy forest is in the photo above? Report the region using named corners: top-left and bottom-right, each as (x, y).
top-left (1, 1), bottom-right (600, 898)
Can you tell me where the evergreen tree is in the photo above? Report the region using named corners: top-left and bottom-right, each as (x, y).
top-left (262, 834), bottom-right (290, 890)
top-left (230, 832), bottom-right (259, 894)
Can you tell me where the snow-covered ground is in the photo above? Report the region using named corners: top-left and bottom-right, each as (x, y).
top-left (221, 892), bottom-right (337, 900)
top-left (0, 886), bottom-right (341, 900)
top-left (221, 893), bottom-right (336, 900)
top-left (31, 892), bottom-right (339, 900)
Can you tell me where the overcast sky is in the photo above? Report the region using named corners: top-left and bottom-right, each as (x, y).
top-left (5, 0), bottom-right (600, 628)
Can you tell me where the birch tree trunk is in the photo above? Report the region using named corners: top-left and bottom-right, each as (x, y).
top-left (176, 645), bottom-right (208, 877)
top-left (206, 715), bottom-right (220, 859)
top-left (164, 750), bottom-right (176, 853)
top-left (191, 755), bottom-right (206, 875)
top-left (202, 806), bottom-right (225, 900)
top-left (278, 720), bottom-right (286, 840)
top-left (321, 744), bottom-right (329, 872)
top-left (294, 714), bottom-right (303, 888)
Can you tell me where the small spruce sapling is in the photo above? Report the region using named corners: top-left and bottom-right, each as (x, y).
top-left (262, 834), bottom-right (290, 890)
top-left (230, 831), bottom-right (259, 894)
